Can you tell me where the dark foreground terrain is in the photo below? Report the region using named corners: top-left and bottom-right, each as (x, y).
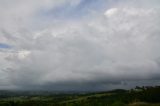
top-left (0, 86), bottom-right (160, 106)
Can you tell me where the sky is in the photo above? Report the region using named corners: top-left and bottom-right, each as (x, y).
top-left (0, 0), bottom-right (160, 91)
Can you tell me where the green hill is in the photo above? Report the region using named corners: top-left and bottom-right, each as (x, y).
top-left (0, 86), bottom-right (160, 106)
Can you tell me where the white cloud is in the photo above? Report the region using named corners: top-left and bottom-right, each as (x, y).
top-left (0, 0), bottom-right (160, 90)
top-left (17, 50), bottom-right (31, 60)
top-left (104, 8), bottom-right (118, 17)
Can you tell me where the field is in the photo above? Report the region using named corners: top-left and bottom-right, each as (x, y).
top-left (0, 86), bottom-right (160, 106)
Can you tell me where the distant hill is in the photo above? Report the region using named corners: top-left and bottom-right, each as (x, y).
top-left (0, 86), bottom-right (160, 106)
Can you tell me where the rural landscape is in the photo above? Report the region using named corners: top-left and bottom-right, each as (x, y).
top-left (0, 86), bottom-right (160, 106)
top-left (0, 0), bottom-right (160, 106)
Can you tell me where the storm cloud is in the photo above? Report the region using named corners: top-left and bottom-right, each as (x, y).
top-left (0, 0), bottom-right (160, 91)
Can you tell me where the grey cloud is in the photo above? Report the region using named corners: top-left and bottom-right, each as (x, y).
top-left (0, 0), bottom-right (160, 91)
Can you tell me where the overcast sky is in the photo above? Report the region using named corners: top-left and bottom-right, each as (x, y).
top-left (0, 0), bottom-right (160, 91)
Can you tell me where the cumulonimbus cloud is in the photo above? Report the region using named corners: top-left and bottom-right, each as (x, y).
top-left (0, 0), bottom-right (160, 91)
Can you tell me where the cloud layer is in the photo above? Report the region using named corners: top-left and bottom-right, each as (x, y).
top-left (0, 0), bottom-right (160, 91)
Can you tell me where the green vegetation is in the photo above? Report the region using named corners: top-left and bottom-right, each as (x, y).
top-left (0, 86), bottom-right (160, 106)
